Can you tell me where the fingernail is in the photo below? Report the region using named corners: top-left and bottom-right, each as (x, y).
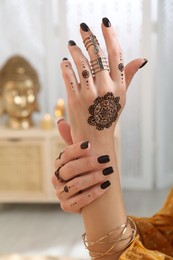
top-left (102, 166), bottom-right (114, 176)
top-left (62, 57), bottom-right (68, 61)
top-left (80, 141), bottom-right (89, 149)
top-left (57, 118), bottom-right (65, 125)
top-left (139, 59), bottom-right (148, 69)
top-left (102, 17), bottom-right (111, 27)
top-left (68, 40), bottom-right (76, 46)
top-left (101, 180), bottom-right (111, 189)
top-left (80, 23), bottom-right (90, 32)
top-left (97, 155), bottom-right (110, 164)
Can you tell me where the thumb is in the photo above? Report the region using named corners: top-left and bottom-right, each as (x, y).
top-left (57, 119), bottom-right (73, 145)
top-left (125, 58), bottom-right (148, 90)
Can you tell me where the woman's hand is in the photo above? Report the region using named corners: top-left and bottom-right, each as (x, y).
top-left (61, 18), bottom-right (147, 144)
top-left (52, 141), bottom-right (113, 213)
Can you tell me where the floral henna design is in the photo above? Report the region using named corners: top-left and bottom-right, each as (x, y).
top-left (118, 63), bottom-right (124, 72)
top-left (88, 92), bottom-right (121, 130)
top-left (82, 70), bottom-right (90, 78)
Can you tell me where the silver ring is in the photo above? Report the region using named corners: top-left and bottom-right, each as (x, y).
top-left (90, 57), bottom-right (110, 77)
top-left (83, 34), bottom-right (100, 55)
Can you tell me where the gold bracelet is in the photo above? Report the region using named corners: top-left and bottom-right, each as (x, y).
top-left (82, 217), bottom-right (137, 259)
top-left (82, 218), bottom-right (128, 248)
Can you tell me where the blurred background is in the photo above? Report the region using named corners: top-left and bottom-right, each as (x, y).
top-left (0, 0), bottom-right (173, 259)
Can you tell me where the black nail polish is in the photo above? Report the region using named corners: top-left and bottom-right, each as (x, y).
top-left (102, 17), bottom-right (111, 27)
top-left (80, 141), bottom-right (89, 149)
top-left (98, 155), bottom-right (110, 164)
top-left (62, 57), bottom-right (68, 60)
top-left (101, 180), bottom-right (111, 189)
top-left (68, 40), bottom-right (76, 46)
top-left (102, 167), bottom-right (114, 176)
top-left (139, 59), bottom-right (148, 69)
top-left (80, 23), bottom-right (90, 32)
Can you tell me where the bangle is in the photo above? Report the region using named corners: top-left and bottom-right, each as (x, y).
top-left (82, 217), bottom-right (137, 259)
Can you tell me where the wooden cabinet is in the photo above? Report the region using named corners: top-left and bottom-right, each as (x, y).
top-left (0, 127), bottom-right (66, 203)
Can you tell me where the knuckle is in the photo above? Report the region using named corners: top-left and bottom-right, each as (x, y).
top-left (72, 180), bottom-right (81, 193)
top-left (91, 172), bottom-right (100, 184)
top-left (51, 175), bottom-right (57, 186)
top-left (54, 160), bottom-right (59, 169)
top-left (91, 187), bottom-right (101, 199)
top-left (108, 48), bottom-right (119, 58)
top-left (63, 145), bottom-right (69, 159)
top-left (62, 66), bottom-right (73, 78)
top-left (86, 156), bottom-right (95, 170)
top-left (60, 202), bottom-right (69, 212)
top-left (85, 91), bottom-right (97, 103)
top-left (62, 162), bottom-right (75, 180)
top-left (93, 171), bottom-right (105, 183)
top-left (79, 195), bottom-right (87, 206)
top-left (56, 190), bottom-right (61, 200)
top-left (66, 161), bottom-right (75, 174)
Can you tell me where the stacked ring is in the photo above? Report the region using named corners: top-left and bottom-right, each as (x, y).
top-left (83, 34), bottom-right (100, 55)
top-left (90, 57), bottom-right (110, 76)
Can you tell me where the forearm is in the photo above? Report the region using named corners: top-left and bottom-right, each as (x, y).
top-left (81, 137), bottom-right (132, 259)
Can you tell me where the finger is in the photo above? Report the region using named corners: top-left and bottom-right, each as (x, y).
top-left (57, 154), bottom-right (110, 182)
top-left (55, 140), bottom-right (90, 168)
top-left (80, 23), bottom-right (110, 81)
top-left (101, 17), bottom-right (124, 84)
top-left (61, 58), bottom-right (79, 96)
top-left (57, 118), bottom-right (73, 145)
top-left (54, 140), bottom-right (92, 181)
top-left (52, 174), bottom-right (64, 189)
top-left (57, 166), bottom-right (114, 200)
top-left (60, 180), bottom-right (111, 213)
top-left (68, 40), bottom-right (94, 92)
top-left (125, 58), bottom-right (148, 90)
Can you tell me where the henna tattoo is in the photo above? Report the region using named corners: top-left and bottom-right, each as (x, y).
top-left (88, 92), bottom-right (121, 130)
top-left (82, 60), bottom-right (86, 69)
top-left (55, 166), bottom-right (64, 183)
top-left (119, 53), bottom-right (124, 84)
top-left (82, 70), bottom-right (90, 78)
top-left (70, 82), bottom-right (75, 92)
top-left (120, 53), bottom-right (123, 62)
top-left (71, 202), bottom-right (77, 207)
top-left (118, 63), bottom-right (124, 72)
top-left (56, 151), bottom-right (64, 160)
top-left (64, 185), bottom-right (69, 193)
top-left (86, 80), bottom-right (89, 87)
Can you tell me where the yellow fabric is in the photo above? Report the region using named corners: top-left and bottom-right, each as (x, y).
top-left (120, 188), bottom-right (173, 260)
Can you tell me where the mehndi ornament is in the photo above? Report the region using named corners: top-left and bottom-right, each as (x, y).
top-left (88, 92), bottom-right (121, 130)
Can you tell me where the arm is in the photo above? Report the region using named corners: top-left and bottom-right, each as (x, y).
top-left (53, 17), bottom-right (147, 259)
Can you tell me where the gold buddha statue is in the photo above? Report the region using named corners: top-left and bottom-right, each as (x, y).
top-left (0, 55), bottom-right (40, 129)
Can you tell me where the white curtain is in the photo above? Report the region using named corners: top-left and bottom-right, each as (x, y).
top-left (156, 0), bottom-right (173, 188)
top-left (0, 0), bottom-right (172, 189)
